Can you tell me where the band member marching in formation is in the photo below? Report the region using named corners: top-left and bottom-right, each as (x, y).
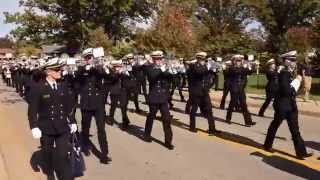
top-left (219, 60), bottom-right (232, 109)
top-left (28, 58), bottom-right (77, 180)
top-left (0, 45), bottom-right (317, 180)
top-left (76, 50), bottom-right (111, 164)
top-left (188, 52), bottom-right (220, 134)
top-left (264, 51), bottom-right (313, 160)
top-left (123, 54), bottom-right (143, 113)
top-left (143, 51), bottom-right (174, 150)
top-left (107, 59), bottom-right (131, 130)
top-left (226, 55), bottom-right (256, 127)
top-left (258, 59), bottom-right (279, 117)
top-left (169, 59), bottom-right (186, 108)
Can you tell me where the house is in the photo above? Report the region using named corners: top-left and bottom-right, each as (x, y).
top-left (41, 45), bottom-right (67, 58)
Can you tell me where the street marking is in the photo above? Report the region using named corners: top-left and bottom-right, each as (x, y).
top-left (196, 131), bottom-right (320, 171)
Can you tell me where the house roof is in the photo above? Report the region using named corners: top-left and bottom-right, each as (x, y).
top-left (42, 45), bottom-right (67, 54)
top-left (0, 48), bottom-right (15, 54)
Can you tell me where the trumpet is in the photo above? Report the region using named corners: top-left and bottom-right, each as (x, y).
top-left (207, 59), bottom-right (223, 72)
top-left (168, 60), bottom-right (186, 74)
top-left (242, 60), bottom-right (257, 70)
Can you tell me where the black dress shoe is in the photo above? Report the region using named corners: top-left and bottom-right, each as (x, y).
top-left (297, 153), bottom-right (313, 160)
top-left (135, 109), bottom-right (142, 114)
top-left (165, 143), bottom-right (174, 150)
top-left (258, 113), bottom-right (264, 117)
top-left (47, 175), bottom-right (56, 180)
top-left (82, 146), bottom-right (91, 156)
top-left (208, 129), bottom-right (222, 136)
top-left (121, 121), bottom-right (130, 130)
top-left (263, 145), bottom-right (275, 153)
top-left (189, 128), bottom-right (197, 133)
top-left (143, 135), bottom-right (152, 143)
top-left (106, 117), bottom-right (115, 126)
top-left (226, 120), bottom-right (232, 124)
top-left (100, 156), bottom-right (112, 164)
top-left (245, 122), bottom-right (256, 127)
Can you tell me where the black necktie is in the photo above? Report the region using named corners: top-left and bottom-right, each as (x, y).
top-left (53, 83), bottom-right (57, 91)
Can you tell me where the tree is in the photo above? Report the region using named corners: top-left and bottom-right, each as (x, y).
top-left (286, 26), bottom-right (313, 53)
top-left (247, 0), bottom-right (320, 53)
top-left (134, 4), bottom-right (197, 58)
top-left (87, 27), bottom-right (113, 52)
top-left (17, 45), bottom-right (41, 57)
top-left (193, 0), bottom-right (254, 55)
top-left (4, 0), bottom-right (156, 50)
top-left (311, 18), bottom-right (320, 70)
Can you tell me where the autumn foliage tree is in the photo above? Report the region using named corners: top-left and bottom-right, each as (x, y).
top-left (286, 27), bottom-right (314, 53)
top-left (135, 5), bottom-right (197, 58)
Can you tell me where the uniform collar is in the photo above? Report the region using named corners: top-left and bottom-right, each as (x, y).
top-left (46, 78), bottom-right (57, 90)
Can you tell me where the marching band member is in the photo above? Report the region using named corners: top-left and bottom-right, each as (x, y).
top-left (4, 66), bottom-right (12, 86)
top-left (107, 60), bottom-right (131, 130)
top-left (169, 59), bottom-right (186, 108)
top-left (258, 59), bottom-right (279, 117)
top-left (123, 54), bottom-right (143, 113)
top-left (75, 50), bottom-right (111, 164)
top-left (143, 50), bottom-right (174, 150)
top-left (188, 52), bottom-right (220, 134)
top-left (225, 55), bottom-right (256, 127)
top-left (28, 58), bottom-right (76, 180)
top-left (264, 51), bottom-right (313, 160)
top-left (132, 54), bottom-right (148, 103)
top-left (219, 60), bottom-right (232, 109)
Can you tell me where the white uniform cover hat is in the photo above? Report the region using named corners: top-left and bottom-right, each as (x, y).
top-left (195, 52), bottom-right (207, 58)
top-left (151, 51), bottom-right (164, 58)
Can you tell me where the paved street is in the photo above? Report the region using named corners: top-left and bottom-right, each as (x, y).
top-left (0, 81), bottom-right (319, 180)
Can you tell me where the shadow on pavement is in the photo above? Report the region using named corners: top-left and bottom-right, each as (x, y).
top-left (251, 152), bottom-right (320, 179)
top-left (1, 98), bottom-right (24, 104)
top-left (30, 150), bottom-right (56, 179)
top-left (166, 116), bottom-right (299, 159)
top-left (248, 96), bottom-right (266, 101)
top-left (106, 119), bottom-right (169, 149)
top-left (305, 141), bottom-right (320, 152)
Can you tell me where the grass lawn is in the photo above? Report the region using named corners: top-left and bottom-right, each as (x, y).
top-left (215, 73), bottom-right (320, 100)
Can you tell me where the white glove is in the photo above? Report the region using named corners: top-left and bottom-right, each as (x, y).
top-left (277, 66), bottom-right (284, 73)
top-left (69, 124), bottom-right (77, 133)
top-left (139, 60), bottom-right (146, 65)
top-left (290, 77), bottom-right (301, 92)
top-left (207, 63), bottom-right (212, 70)
top-left (243, 63), bottom-right (248, 68)
top-left (172, 68), bottom-right (178, 74)
top-left (160, 65), bottom-right (166, 72)
top-left (85, 65), bottom-right (92, 70)
top-left (104, 67), bottom-right (110, 74)
top-left (31, 128), bottom-right (42, 139)
top-left (62, 70), bottom-right (68, 76)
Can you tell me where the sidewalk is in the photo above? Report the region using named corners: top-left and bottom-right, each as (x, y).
top-left (209, 90), bottom-right (320, 117)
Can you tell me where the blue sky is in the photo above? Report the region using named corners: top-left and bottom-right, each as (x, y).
top-left (0, 0), bottom-right (22, 37)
